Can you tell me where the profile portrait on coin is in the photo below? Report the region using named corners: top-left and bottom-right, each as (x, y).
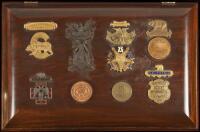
top-left (112, 81), bottom-right (132, 102)
top-left (71, 81), bottom-right (93, 103)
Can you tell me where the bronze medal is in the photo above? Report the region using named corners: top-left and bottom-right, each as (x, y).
top-left (112, 81), bottom-right (132, 102)
top-left (146, 19), bottom-right (172, 60)
top-left (71, 81), bottom-right (93, 103)
top-left (148, 37), bottom-right (171, 60)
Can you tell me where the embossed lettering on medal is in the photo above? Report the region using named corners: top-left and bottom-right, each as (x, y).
top-left (65, 20), bottom-right (95, 75)
top-left (145, 20), bottom-right (174, 104)
top-left (24, 22), bottom-right (57, 59)
top-left (112, 81), bottom-right (132, 102)
top-left (145, 64), bottom-right (174, 78)
top-left (106, 21), bottom-right (136, 72)
top-left (148, 79), bottom-right (170, 104)
top-left (30, 73), bottom-right (53, 105)
top-left (71, 81), bottom-right (93, 103)
top-left (146, 19), bottom-right (172, 60)
top-left (145, 64), bottom-right (174, 104)
top-left (25, 32), bottom-right (53, 59)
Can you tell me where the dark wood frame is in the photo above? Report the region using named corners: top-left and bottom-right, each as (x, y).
top-left (1, 2), bottom-right (198, 131)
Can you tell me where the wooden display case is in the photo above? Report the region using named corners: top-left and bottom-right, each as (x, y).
top-left (1, 2), bottom-right (198, 131)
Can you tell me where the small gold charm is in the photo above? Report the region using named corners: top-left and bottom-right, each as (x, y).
top-left (112, 81), bottom-right (132, 102)
top-left (146, 19), bottom-right (172, 39)
top-left (106, 21), bottom-right (136, 72)
top-left (145, 64), bottom-right (174, 78)
top-left (148, 79), bottom-right (170, 104)
top-left (25, 32), bottom-right (53, 59)
top-left (24, 22), bottom-right (57, 31)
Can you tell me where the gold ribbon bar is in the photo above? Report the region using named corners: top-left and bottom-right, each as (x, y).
top-left (24, 22), bottom-right (58, 31)
top-left (110, 21), bottom-right (130, 27)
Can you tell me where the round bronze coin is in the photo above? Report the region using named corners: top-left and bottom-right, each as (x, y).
top-left (112, 81), bottom-right (132, 102)
top-left (71, 81), bottom-right (93, 103)
top-left (148, 37), bottom-right (171, 60)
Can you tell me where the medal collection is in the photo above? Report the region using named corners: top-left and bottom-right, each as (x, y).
top-left (145, 19), bottom-right (174, 104)
top-left (24, 19), bottom-right (174, 105)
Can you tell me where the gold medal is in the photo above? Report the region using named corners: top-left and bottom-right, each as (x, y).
top-left (71, 81), bottom-right (93, 103)
top-left (148, 79), bottom-right (171, 104)
top-left (25, 32), bottom-right (53, 59)
top-left (112, 81), bottom-right (132, 102)
top-left (107, 47), bottom-right (134, 72)
top-left (106, 21), bottom-right (136, 45)
top-left (106, 21), bottom-right (136, 72)
top-left (148, 37), bottom-right (171, 60)
top-left (24, 22), bottom-right (57, 59)
top-left (145, 64), bottom-right (174, 104)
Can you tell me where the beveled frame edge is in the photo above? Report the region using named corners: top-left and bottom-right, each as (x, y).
top-left (1, 2), bottom-right (199, 131)
top-left (187, 3), bottom-right (199, 130)
top-left (2, 2), bottom-right (12, 131)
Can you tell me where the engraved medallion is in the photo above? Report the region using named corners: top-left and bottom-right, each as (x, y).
top-left (148, 37), bottom-right (171, 60)
top-left (106, 21), bottom-right (135, 72)
top-left (145, 64), bottom-right (174, 78)
top-left (30, 73), bottom-right (53, 105)
top-left (65, 20), bottom-right (95, 75)
top-left (112, 81), bottom-right (132, 102)
top-left (25, 32), bottom-right (53, 59)
top-left (71, 81), bottom-right (93, 103)
top-left (148, 79), bottom-right (170, 104)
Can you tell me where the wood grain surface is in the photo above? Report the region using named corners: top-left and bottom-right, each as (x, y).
top-left (1, 2), bottom-right (198, 131)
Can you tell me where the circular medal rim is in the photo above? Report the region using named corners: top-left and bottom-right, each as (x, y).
top-left (71, 81), bottom-right (93, 103)
top-left (147, 37), bottom-right (171, 60)
top-left (112, 81), bottom-right (133, 102)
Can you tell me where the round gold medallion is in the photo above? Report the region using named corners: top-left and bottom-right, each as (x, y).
top-left (148, 37), bottom-right (171, 60)
top-left (71, 81), bottom-right (93, 103)
top-left (112, 81), bottom-right (132, 102)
